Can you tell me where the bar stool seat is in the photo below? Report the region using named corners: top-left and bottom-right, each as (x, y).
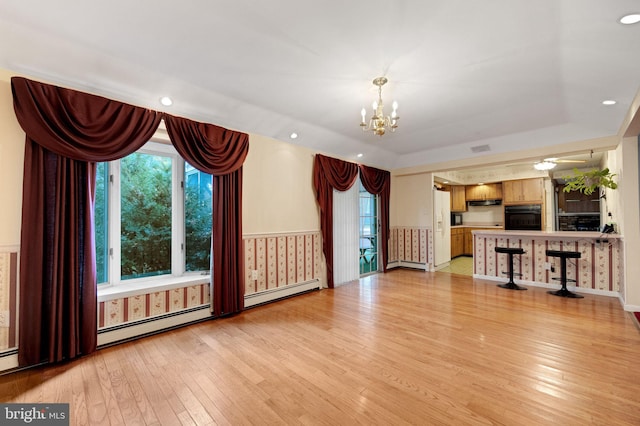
top-left (545, 249), bottom-right (583, 298)
top-left (495, 247), bottom-right (527, 290)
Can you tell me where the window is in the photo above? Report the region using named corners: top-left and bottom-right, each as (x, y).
top-left (184, 163), bottom-right (212, 272)
top-left (94, 142), bottom-right (212, 285)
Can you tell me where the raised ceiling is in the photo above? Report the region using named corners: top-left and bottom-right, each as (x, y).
top-left (0, 1), bottom-right (639, 169)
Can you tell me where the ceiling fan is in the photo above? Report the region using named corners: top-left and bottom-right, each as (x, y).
top-left (533, 156), bottom-right (588, 171)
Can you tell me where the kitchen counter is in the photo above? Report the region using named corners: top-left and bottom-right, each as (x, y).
top-left (471, 229), bottom-right (622, 296)
top-left (472, 229), bottom-right (621, 240)
top-left (452, 224), bottom-right (504, 229)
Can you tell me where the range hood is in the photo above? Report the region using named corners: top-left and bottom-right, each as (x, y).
top-left (468, 199), bottom-right (502, 206)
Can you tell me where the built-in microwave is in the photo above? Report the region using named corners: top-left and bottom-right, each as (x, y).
top-left (451, 213), bottom-right (463, 226)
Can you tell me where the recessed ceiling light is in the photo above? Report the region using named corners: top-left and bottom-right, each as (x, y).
top-left (289, 132), bottom-right (298, 139)
top-left (602, 100), bottom-right (616, 106)
top-left (620, 14), bottom-right (640, 25)
top-left (356, 153), bottom-right (363, 158)
top-left (160, 96), bottom-right (173, 106)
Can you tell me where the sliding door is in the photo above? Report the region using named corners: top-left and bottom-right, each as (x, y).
top-left (359, 182), bottom-right (379, 276)
top-left (333, 183), bottom-right (360, 285)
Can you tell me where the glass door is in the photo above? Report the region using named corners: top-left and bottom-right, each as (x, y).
top-left (359, 182), bottom-right (378, 275)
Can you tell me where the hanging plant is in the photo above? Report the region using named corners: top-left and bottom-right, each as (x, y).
top-left (562, 168), bottom-right (618, 195)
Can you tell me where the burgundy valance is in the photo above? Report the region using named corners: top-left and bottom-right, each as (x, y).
top-left (12, 77), bottom-right (162, 161)
top-left (164, 114), bottom-right (249, 175)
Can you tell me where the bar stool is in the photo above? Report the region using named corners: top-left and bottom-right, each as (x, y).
top-left (545, 249), bottom-right (583, 298)
top-left (494, 247), bottom-right (527, 290)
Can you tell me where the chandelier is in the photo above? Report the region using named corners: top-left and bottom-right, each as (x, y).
top-left (360, 77), bottom-right (399, 136)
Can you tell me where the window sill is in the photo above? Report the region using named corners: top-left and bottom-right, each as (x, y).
top-left (97, 274), bottom-right (210, 302)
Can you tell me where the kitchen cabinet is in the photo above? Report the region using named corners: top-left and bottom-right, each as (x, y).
top-left (450, 186), bottom-right (467, 212)
top-left (557, 185), bottom-right (600, 213)
top-left (463, 228), bottom-right (474, 255)
top-left (451, 227), bottom-right (465, 258)
top-left (502, 178), bottom-right (544, 204)
top-left (465, 183), bottom-right (502, 201)
top-left (462, 227), bottom-right (504, 255)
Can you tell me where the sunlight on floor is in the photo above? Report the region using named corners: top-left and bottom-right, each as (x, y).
top-left (438, 256), bottom-right (473, 276)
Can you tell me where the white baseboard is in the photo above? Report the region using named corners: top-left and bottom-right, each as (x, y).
top-left (433, 262), bottom-right (451, 272)
top-left (387, 260), bottom-right (428, 271)
top-left (244, 280), bottom-right (321, 308)
top-left (623, 303), bottom-right (640, 312)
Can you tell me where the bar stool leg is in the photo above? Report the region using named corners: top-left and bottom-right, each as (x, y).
top-left (547, 257), bottom-right (583, 298)
top-left (497, 252), bottom-right (527, 291)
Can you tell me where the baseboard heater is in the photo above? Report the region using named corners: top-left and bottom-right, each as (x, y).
top-left (244, 279), bottom-right (321, 308)
top-left (97, 281), bottom-right (321, 346)
top-left (0, 349), bottom-right (18, 374)
top-left (97, 305), bottom-right (211, 347)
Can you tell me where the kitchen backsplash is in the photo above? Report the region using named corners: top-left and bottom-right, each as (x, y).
top-left (462, 205), bottom-right (504, 225)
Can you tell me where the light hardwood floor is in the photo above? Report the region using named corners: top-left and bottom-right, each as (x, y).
top-left (2, 269), bottom-right (640, 425)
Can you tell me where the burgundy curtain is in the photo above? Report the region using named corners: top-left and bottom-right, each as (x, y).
top-left (163, 114), bottom-right (249, 316)
top-left (312, 154), bottom-right (359, 288)
top-left (12, 77), bottom-right (162, 366)
top-left (359, 165), bottom-right (391, 272)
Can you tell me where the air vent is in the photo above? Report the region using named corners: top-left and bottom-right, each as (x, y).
top-left (470, 144), bottom-right (491, 153)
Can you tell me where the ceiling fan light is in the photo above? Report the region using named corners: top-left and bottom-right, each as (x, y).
top-left (620, 14), bottom-right (640, 25)
top-left (534, 161), bottom-right (556, 171)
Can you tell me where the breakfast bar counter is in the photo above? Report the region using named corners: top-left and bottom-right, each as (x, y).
top-left (471, 229), bottom-right (623, 296)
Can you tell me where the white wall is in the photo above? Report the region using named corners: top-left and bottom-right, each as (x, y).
top-left (603, 148), bottom-right (621, 230)
top-left (618, 137), bottom-right (640, 309)
top-left (0, 72), bottom-right (25, 245)
top-left (390, 173), bottom-right (432, 227)
top-left (242, 134), bottom-right (320, 234)
top-left (543, 178), bottom-right (554, 231)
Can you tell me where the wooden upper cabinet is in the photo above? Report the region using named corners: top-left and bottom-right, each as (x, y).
top-left (451, 186), bottom-right (467, 212)
top-left (502, 178), bottom-right (544, 204)
top-left (465, 183), bottom-right (503, 201)
top-left (557, 185), bottom-right (600, 213)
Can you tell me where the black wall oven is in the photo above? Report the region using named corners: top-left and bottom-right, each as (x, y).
top-left (505, 204), bottom-right (542, 231)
